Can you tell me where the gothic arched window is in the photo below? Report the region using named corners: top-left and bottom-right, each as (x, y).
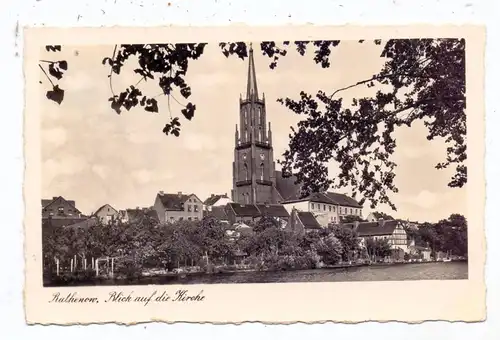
top-left (243, 163), bottom-right (248, 181)
top-left (260, 163), bottom-right (265, 181)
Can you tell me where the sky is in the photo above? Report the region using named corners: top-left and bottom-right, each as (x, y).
top-left (39, 41), bottom-right (466, 223)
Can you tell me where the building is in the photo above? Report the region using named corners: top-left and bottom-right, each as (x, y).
top-left (93, 204), bottom-right (119, 225)
top-left (203, 193), bottom-right (232, 211)
top-left (224, 202), bottom-right (290, 226)
top-left (41, 196), bottom-right (83, 219)
top-left (153, 191), bottom-right (203, 223)
top-left (287, 208), bottom-right (323, 235)
top-left (342, 220), bottom-right (409, 253)
top-left (231, 45), bottom-right (280, 205)
top-left (281, 192), bottom-right (363, 227)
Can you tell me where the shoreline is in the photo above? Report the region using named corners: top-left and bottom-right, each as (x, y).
top-left (43, 259), bottom-right (467, 286)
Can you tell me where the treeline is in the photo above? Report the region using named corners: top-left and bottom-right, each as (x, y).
top-left (42, 216), bottom-right (380, 277)
top-left (403, 214), bottom-right (468, 257)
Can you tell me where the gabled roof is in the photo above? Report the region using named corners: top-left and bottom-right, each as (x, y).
top-left (342, 220), bottom-right (399, 237)
top-left (94, 204), bottom-right (118, 215)
top-left (256, 204), bottom-right (290, 218)
top-left (324, 192), bottom-right (362, 208)
top-left (203, 206), bottom-right (229, 220)
top-left (297, 211), bottom-right (322, 230)
top-left (203, 194), bottom-right (229, 206)
top-left (41, 196), bottom-right (81, 213)
top-left (157, 192), bottom-right (200, 211)
top-left (227, 203), bottom-right (261, 217)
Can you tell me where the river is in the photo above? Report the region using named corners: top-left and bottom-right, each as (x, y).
top-left (45, 261), bottom-right (468, 287)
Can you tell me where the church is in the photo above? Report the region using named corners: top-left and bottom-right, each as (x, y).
top-left (230, 45), bottom-right (364, 224)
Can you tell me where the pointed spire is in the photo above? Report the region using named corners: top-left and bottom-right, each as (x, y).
top-left (246, 43), bottom-right (259, 100)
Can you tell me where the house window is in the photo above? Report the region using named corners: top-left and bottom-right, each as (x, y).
top-left (187, 205), bottom-right (192, 212)
top-left (194, 205), bottom-right (199, 212)
top-left (311, 203), bottom-right (315, 210)
top-left (244, 163), bottom-right (248, 181)
top-left (179, 217), bottom-right (184, 221)
top-left (329, 206), bottom-right (332, 212)
top-left (194, 217), bottom-right (199, 221)
top-left (188, 217), bottom-right (192, 221)
top-left (345, 208), bottom-right (347, 214)
top-left (333, 206), bottom-right (336, 212)
top-left (260, 163), bottom-right (264, 181)
top-left (323, 204), bottom-right (326, 211)
top-left (350, 208), bottom-right (353, 214)
top-left (334, 216), bottom-right (337, 222)
top-left (58, 207), bottom-right (64, 215)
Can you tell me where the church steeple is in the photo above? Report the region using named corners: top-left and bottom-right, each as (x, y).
top-left (232, 43), bottom-right (277, 205)
top-left (246, 44), bottom-right (259, 100)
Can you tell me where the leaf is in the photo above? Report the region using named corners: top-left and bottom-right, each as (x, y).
top-left (181, 102), bottom-right (195, 120)
top-left (144, 98), bottom-right (159, 113)
top-left (48, 63), bottom-right (63, 80)
top-left (46, 85), bottom-right (64, 104)
top-left (58, 60), bottom-right (68, 70)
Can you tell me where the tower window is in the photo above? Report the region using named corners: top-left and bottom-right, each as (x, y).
top-left (260, 163), bottom-right (265, 181)
top-left (244, 163), bottom-right (248, 181)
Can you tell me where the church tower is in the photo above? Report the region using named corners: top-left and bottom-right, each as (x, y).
top-left (231, 45), bottom-right (277, 205)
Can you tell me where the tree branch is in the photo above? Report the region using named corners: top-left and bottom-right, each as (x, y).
top-left (39, 64), bottom-right (55, 87)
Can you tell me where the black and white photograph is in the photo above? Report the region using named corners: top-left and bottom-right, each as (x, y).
top-left (36, 36), bottom-right (472, 288)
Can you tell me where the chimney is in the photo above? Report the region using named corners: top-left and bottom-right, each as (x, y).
top-left (159, 191), bottom-right (164, 195)
top-left (52, 196), bottom-right (58, 200)
top-left (211, 194), bottom-right (215, 198)
top-left (136, 206), bottom-right (140, 210)
top-left (177, 191), bottom-right (182, 197)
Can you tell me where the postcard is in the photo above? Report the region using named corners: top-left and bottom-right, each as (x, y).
top-left (23, 25), bottom-right (486, 324)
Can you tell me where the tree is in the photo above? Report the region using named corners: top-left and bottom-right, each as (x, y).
top-left (365, 237), bottom-right (392, 260)
top-left (40, 39), bottom-right (466, 210)
top-left (312, 234), bottom-right (342, 265)
top-left (370, 211), bottom-right (395, 220)
top-left (328, 225), bottom-right (360, 262)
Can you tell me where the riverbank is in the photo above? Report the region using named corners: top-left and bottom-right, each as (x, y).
top-left (43, 260), bottom-right (468, 287)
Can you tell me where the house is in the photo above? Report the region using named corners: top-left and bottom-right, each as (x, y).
top-left (153, 191), bottom-right (203, 223)
top-left (121, 207), bottom-right (160, 224)
top-left (342, 219), bottom-right (409, 253)
top-left (203, 206), bottom-right (230, 224)
top-left (41, 196), bottom-right (82, 219)
top-left (93, 204), bottom-right (119, 225)
top-left (224, 202), bottom-right (290, 226)
top-left (287, 208), bottom-right (323, 235)
top-left (281, 191), bottom-right (363, 227)
top-left (203, 193), bottom-right (232, 211)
